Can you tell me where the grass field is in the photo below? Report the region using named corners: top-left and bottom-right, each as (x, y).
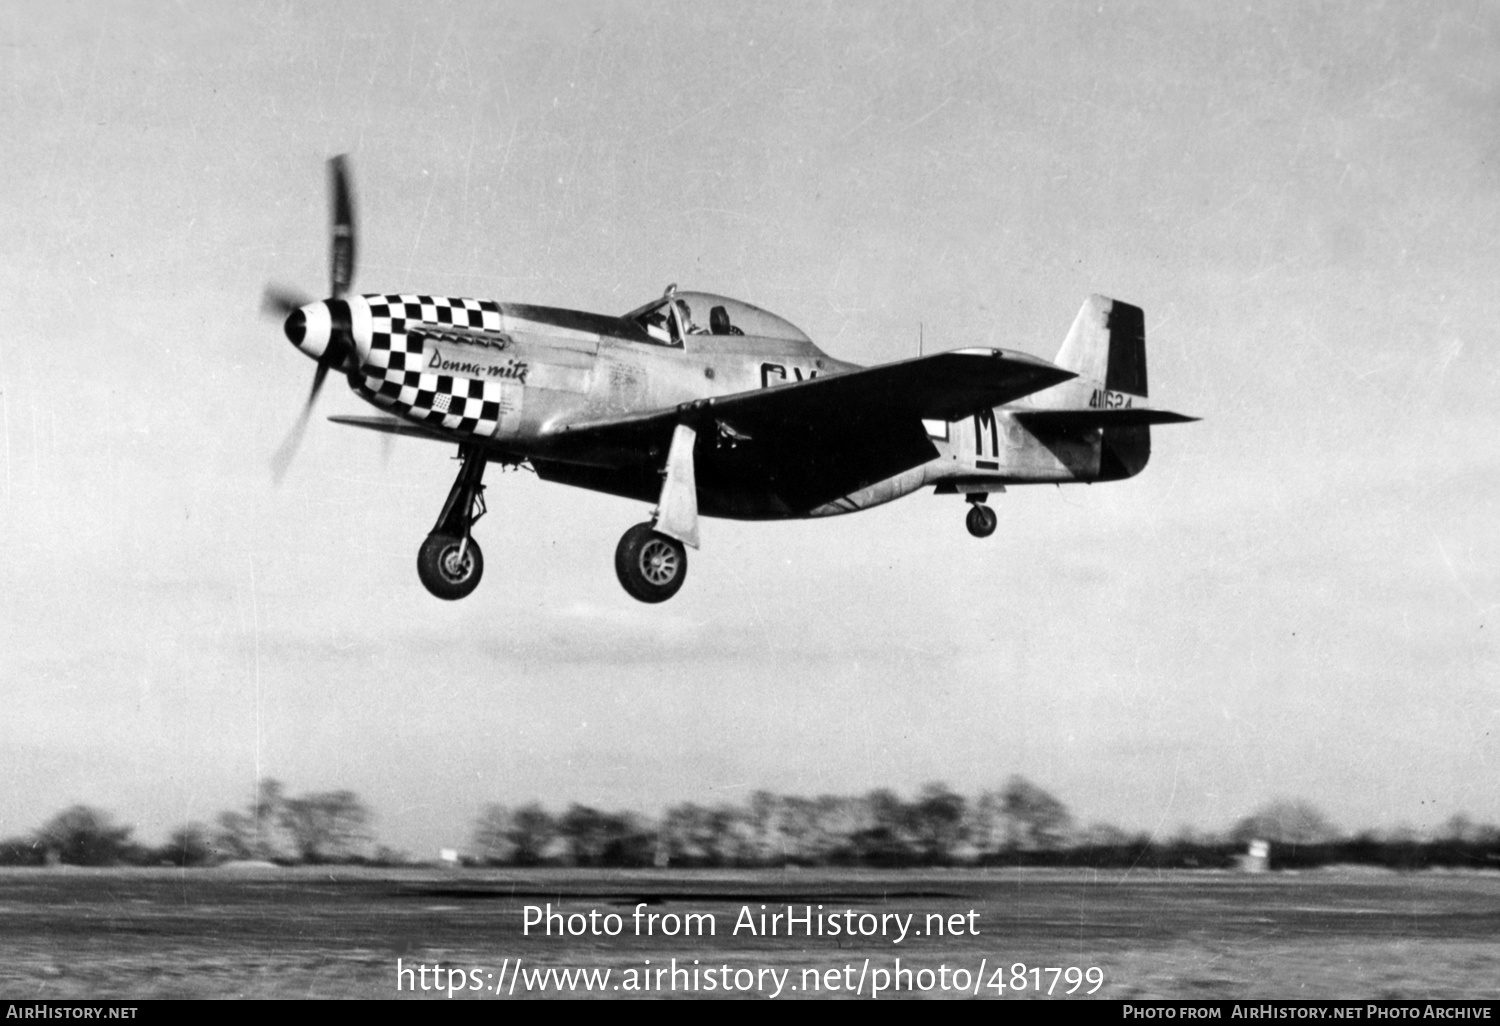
top-left (1, 866), bottom-right (1497, 1000)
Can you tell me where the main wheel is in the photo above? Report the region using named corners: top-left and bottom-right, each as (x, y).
top-left (615, 522), bottom-right (688, 603)
top-left (965, 504), bottom-right (998, 539)
top-left (417, 533), bottom-right (484, 600)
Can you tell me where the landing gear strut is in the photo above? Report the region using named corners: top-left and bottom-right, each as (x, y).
top-left (615, 522), bottom-right (688, 603)
top-left (417, 444), bottom-right (488, 600)
top-left (965, 494), bottom-right (997, 539)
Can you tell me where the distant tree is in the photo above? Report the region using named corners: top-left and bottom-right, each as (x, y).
top-left (774, 796), bottom-right (820, 864)
top-left (214, 810), bottom-right (256, 861)
top-left (369, 845), bottom-right (411, 867)
top-left (908, 783), bottom-right (968, 864)
top-left (849, 789), bottom-right (913, 866)
top-left (1437, 814), bottom-right (1498, 845)
top-left (777, 795), bottom-right (861, 865)
top-left (249, 778), bottom-right (287, 855)
top-left (471, 804), bottom-right (515, 865)
top-left (743, 791), bottom-right (783, 865)
top-left (999, 776), bottom-right (1074, 851)
top-left (160, 823), bottom-right (216, 867)
top-left (1439, 814), bottom-right (1475, 843)
top-left (34, 806), bottom-right (137, 865)
top-left (863, 789), bottom-right (906, 833)
top-left (1077, 821), bottom-right (1133, 847)
top-left (1229, 799), bottom-right (1338, 847)
top-left (661, 803), bottom-right (714, 866)
top-left (558, 805), bottom-right (610, 866)
top-left (661, 803), bottom-right (751, 867)
top-left (558, 805), bottom-right (654, 867)
top-left (279, 790), bottom-right (372, 863)
top-left (0, 836), bottom-right (46, 866)
top-left (215, 779), bottom-right (294, 861)
top-left (968, 791), bottom-right (1007, 857)
top-left (506, 804), bottom-right (556, 866)
top-left (1168, 824), bottom-right (1216, 848)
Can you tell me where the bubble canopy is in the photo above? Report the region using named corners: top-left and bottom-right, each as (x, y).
top-left (625, 289), bottom-right (812, 346)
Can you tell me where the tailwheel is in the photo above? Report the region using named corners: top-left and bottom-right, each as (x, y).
top-left (615, 522), bottom-right (688, 603)
top-left (418, 534), bottom-right (484, 600)
top-left (965, 503), bottom-right (998, 539)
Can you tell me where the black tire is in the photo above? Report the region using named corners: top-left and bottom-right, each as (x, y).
top-left (615, 522), bottom-right (688, 603)
top-left (965, 504), bottom-right (998, 539)
top-left (417, 534), bottom-right (484, 600)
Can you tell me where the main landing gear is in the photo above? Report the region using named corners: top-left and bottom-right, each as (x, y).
top-left (615, 522), bottom-right (688, 603)
top-left (965, 494), bottom-right (998, 539)
top-left (414, 444), bottom-right (691, 604)
top-left (418, 444), bottom-right (488, 600)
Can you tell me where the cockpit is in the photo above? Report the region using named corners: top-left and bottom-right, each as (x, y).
top-left (623, 287), bottom-right (813, 348)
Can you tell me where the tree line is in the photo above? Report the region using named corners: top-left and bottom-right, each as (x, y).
top-left (0, 780), bottom-right (380, 867)
top-left (3, 778), bottom-right (1498, 871)
top-left (467, 788), bottom-right (1500, 871)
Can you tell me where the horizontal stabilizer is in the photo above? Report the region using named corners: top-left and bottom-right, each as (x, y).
top-left (1016, 408), bottom-right (1199, 431)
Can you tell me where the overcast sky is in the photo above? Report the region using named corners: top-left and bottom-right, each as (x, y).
top-left (1, 1), bottom-right (1495, 854)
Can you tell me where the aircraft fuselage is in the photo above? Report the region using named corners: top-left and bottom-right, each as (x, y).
top-left (309, 292), bottom-right (1137, 520)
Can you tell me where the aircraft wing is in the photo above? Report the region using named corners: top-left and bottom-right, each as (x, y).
top-left (547, 348), bottom-right (1074, 512)
top-left (718, 348), bottom-right (1076, 423)
top-left (328, 414), bottom-right (453, 442)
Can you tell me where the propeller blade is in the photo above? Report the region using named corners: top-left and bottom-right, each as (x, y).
top-left (270, 362), bottom-right (331, 484)
top-left (328, 155), bottom-right (356, 298)
top-left (269, 156), bottom-right (361, 482)
top-left (308, 358), bottom-right (332, 405)
top-left (262, 285), bottom-right (309, 319)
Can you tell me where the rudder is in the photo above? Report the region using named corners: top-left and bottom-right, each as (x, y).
top-left (1104, 300), bottom-right (1147, 397)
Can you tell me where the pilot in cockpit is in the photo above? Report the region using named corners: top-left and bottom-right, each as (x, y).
top-left (676, 300), bottom-right (709, 337)
top-left (641, 298), bottom-right (710, 346)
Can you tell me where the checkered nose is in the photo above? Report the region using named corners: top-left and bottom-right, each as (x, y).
top-left (284, 302), bottom-right (333, 362)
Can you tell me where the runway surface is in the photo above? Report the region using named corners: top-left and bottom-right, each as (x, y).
top-left (1, 867), bottom-right (1496, 999)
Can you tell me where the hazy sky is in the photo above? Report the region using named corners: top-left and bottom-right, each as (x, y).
top-left (1, 1), bottom-right (1496, 854)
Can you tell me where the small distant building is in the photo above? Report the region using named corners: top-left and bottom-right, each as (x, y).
top-left (439, 848), bottom-right (460, 868)
top-left (1238, 838), bottom-right (1271, 873)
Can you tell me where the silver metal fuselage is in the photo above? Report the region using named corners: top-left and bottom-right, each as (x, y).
top-left (292, 293), bottom-right (1139, 520)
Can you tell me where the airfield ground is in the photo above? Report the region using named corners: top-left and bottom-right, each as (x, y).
top-left (0, 867), bottom-right (1496, 1000)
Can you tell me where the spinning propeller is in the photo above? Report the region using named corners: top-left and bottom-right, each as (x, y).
top-left (264, 155), bottom-right (361, 482)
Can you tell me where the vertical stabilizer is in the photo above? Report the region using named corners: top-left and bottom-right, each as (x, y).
top-left (1054, 295), bottom-right (1148, 397)
top-left (1053, 295), bottom-right (1152, 479)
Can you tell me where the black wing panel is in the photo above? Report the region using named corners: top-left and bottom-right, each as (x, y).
top-left (542, 403), bottom-right (937, 515)
top-left (702, 411), bottom-right (938, 514)
top-left (710, 349), bottom-right (1074, 425)
top-left (545, 348), bottom-right (1073, 514)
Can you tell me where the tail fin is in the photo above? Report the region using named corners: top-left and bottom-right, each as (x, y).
top-left (1053, 295), bottom-right (1152, 480)
top-left (1054, 295), bottom-right (1148, 398)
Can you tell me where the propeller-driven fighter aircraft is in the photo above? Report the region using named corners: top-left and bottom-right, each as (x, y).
top-left (265, 158), bottom-right (1196, 604)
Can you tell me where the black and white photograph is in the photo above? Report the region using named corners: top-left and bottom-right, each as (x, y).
top-left (1, 0), bottom-right (1496, 1004)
